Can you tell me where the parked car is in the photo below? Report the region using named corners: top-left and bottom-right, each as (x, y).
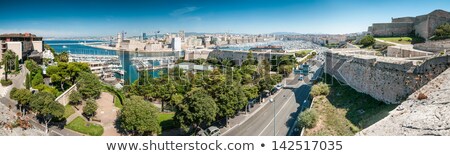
top-left (196, 129), bottom-right (207, 136)
top-left (298, 76), bottom-right (304, 81)
top-left (206, 126), bottom-right (221, 136)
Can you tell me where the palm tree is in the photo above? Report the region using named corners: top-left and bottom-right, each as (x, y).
top-left (2, 50), bottom-right (16, 81)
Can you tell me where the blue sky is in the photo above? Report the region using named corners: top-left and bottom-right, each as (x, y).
top-left (1, 0), bottom-right (449, 37)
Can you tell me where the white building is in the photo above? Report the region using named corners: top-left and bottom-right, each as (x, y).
top-left (172, 37), bottom-right (182, 52)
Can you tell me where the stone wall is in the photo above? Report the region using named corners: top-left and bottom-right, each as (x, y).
top-left (371, 23), bottom-right (414, 37)
top-left (325, 51), bottom-right (450, 104)
top-left (369, 10), bottom-right (450, 39)
top-left (413, 39), bottom-right (450, 53)
top-left (392, 17), bottom-right (415, 23)
top-left (55, 84), bottom-right (77, 106)
top-left (358, 67), bottom-right (450, 136)
top-left (386, 46), bottom-right (433, 58)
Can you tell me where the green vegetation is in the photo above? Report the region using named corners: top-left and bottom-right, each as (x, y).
top-left (359, 35), bottom-right (376, 47)
top-left (310, 82), bottom-right (330, 97)
top-left (119, 96), bottom-right (161, 135)
top-left (431, 22), bottom-right (450, 40)
top-left (46, 62), bottom-right (90, 91)
top-left (1, 79), bottom-right (12, 86)
top-left (103, 84), bottom-right (125, 109)
top-left (1, 50), bottom-right (18, 81)
top-left (175, 88), bottom-right (218, 131)
top-left (66, 116), bottom-right (104, 136)
top-left (303, 74), bottom-right (397, 136)
top-left (375, 36), bottom-right (412, 44)
top-left (25, 73), bottom-right (31, 89)
top-left (295, 50), bottom-right (313, 57)
top-left (158, 113), bottom-right (177, 131)
top-left (31, 72), bottom-right (44, 87)
top-left (10, 88), bottom-right (32, 115)
top-left (69, 91), bottom-right (82, 105)
top-left (77, 72), bottom-right (102, 99)
top-left (297, 109), bottom-right (318, 129)
top-left (29, 92), bottom-right (65, 133)
top-left (64, 105), bottom-right (75, 119)
top-left (83, 99), bottom-right (98, 120)
top-left (126, 52), bottom-right (285, 134)
top-left (114, 95), bottom-right (123, 109)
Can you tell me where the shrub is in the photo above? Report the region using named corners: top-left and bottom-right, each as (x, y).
top-left (359, 35), bottom-right (376, 47)
top-left (1, 79), bottom-right (12, 86)
top-left (83, 99), bottom-right (98, 119)
top-left (31, 73), bottom-right (44, 87)
top-left (69, 91), bottom-right (83, 105)
top-left (433, 22), bottom-right (450, 40)
top-left (310, 82), bottom-right (330, 97)
top-left (297, 109), bottom-right (318, 129)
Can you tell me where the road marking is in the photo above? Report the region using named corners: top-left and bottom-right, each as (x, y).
top-left (258, 93), bottom-right (295, 136)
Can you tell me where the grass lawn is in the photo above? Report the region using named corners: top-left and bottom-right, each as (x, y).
top-left (63, 105), bottom-right (75, 119)
top-left (304, 74), bottom-right (397, 136)
top-left (376, 37), bottom-right (413, 45)
top-left (158, 113), bottom-right (177, 131)
top-left (114, 95), bottom-right (123, 109)
top-left (66, 117), bottom-right (104, 136)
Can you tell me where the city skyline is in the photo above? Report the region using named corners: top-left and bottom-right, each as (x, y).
top-left (1, 0), bottom-right (450, 37)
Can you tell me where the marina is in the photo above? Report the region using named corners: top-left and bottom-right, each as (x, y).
top-left (46, 40), bottom-right (181, 84)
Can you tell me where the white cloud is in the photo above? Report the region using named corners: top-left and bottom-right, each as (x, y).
top-left (170, 7), bottom-right (199, 16)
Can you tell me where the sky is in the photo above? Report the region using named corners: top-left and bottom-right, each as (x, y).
top-left (1, 0), bottom-right (450, 37)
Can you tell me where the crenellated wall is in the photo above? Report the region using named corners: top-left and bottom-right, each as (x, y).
top-left (325, 51), bottom-right (450, 104)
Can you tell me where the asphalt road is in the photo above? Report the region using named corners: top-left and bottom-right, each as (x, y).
top-left (224, 74), bottom-right (312, 136)
top-left (224, 59), bottom-right (324, 136)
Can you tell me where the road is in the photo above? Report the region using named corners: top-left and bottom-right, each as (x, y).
top-left (224, 64), bottom-right (322, 136)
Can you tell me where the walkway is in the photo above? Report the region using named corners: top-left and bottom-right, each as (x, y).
top-left (95, 92), bottom-right (120, 136)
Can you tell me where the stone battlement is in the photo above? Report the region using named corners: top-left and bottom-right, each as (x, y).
top-left (325, 50), bottom-right (450, 104)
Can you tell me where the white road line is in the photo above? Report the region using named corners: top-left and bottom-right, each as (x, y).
top-left (258, 93), bottom-right (294, 136)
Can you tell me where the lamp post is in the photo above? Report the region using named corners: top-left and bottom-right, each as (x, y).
top-left (270, 98), bottom-right (275, 136)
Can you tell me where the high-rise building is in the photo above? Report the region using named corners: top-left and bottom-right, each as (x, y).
top-left (172, 37), bottom-right (182, 52)
top-left (142, 33), bottom-right (147, 40)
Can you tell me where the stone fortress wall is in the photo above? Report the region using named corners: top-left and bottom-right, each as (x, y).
top-left (386, 46), bottom-right (433, 58)
top-left (325, 50), bottom-right (450, 104)
top-left (369, 10), bottom-right (450, 39)
top-left (413, 39), bottom-right (450, 52)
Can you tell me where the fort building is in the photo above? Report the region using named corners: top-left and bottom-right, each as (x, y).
top-left (368, 10), bottom-right (450, 39)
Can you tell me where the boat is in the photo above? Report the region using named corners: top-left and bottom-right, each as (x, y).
top-left (62, 45), bottom-right (67, 48)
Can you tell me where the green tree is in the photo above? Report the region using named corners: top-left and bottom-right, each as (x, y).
top-left (83, 99), bottom-right (98, 120)
top-left (310, 82), bottom-right (330, 97)
top-left (30, 92), bottom-right (65, 133)
top-left (57, 51), bottom-right (69, 62)
top-left (14, 56), bottom-right (19, 71)
top-left (1, 50), bottom-right (16, 81)
top-left (25, 73), bottom-right (31, 89)
top-left (69, 91), bottom-right (82, 105)
top-left (10, 88), bottom-right (32, 116)
top-left (360, 35), bottom-right (376, 47)
top-left (46, 62), bottom-right (91, 91)
top-left (120, 96), bottom-right (161, 135)
top-left (77, 72), bottom-right (102, 99)
top-left (434, 23), bottom-right (450, 39)
top-left (31, 72), bottom-right (44, 87)
top-left (297, 109), bottom-right (318, 129)
top-left (174, 88), bottom-right (218, 132)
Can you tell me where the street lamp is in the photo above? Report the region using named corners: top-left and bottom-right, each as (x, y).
top-left (270, 98), bottom-right (275, 136)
